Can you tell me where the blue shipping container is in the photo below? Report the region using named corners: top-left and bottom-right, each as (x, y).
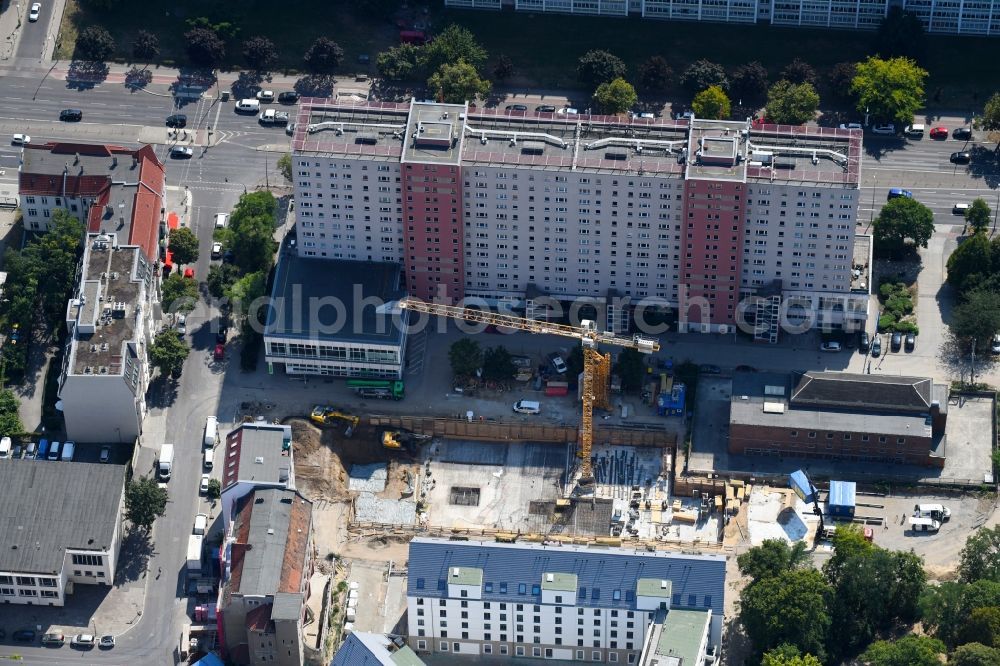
top-left (828, 480), bottom-right (857, 518)
top-left (789, 470), bottom-right (814, 503)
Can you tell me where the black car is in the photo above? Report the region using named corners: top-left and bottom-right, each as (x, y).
top-left (951, 151), bottom-right (972, 164)
top-left (859, 331), bottom-right (870, 353)
top-left (165, 114), bottom-right (187, 128)
top-left (12, 629), bottom-right (36, 642)
top-left (278, 91), bottom-right (300, 104)
top-left (953, 127), bottom-right (973, 140)
top-left (535, 105), bottom-right (557, 113)
top-left (905, 332), bottom-right (915, 352)
top-left (699, 364), bottom-right (722, 374)
top-left (891, 331), bottom-right (903, 352)
top-left (735, 365), bottom-right (757, 373)
top-left (59, 109), bottom-right (82, 122)
top-left (505, 104), bottom-right (528, 113)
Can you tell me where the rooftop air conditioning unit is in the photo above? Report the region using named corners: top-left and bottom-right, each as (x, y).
top-left (84, 366), bottom-right (94, 374)
top-left (98, 366), bottom-right (109, 374)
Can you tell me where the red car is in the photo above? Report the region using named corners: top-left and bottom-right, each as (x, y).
top-left (213, 344), bottom-right (225, 361)
top-left (929, 126), bottom-right (948, 139)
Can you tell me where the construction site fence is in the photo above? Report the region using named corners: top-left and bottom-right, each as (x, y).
top-left (679, 469), bottom-right (994, 496)
top-left (367, 414), bottom-right (677, 448)
top-left (346, 521), bottom-right (728, 554)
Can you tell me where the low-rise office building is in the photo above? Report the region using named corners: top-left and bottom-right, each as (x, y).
top-left (729, 370), bottom-right (948, 466)
top-left (405, 537), bottom-right (726, 663)
top-left (0, 461), bottom-right (126, 606)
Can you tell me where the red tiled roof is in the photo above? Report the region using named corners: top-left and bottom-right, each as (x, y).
top-left (228, 542), bottom-right (248, 595)
top-left (19, 171), bottom-right (111, 198)
top-left (279, 498), bottom-right (312, 594)
top-left (130, 144), bottom-right (164, 262)
top-left (245, 603), bottom-right (274, 633)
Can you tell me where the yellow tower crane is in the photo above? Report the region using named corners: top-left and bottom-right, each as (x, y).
top-left (397, 298), bottom-right (660, 486)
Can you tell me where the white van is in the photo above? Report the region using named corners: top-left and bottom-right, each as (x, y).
top-left (513, 400), bottom-right (541, 415)
top-left (214, 213), bottom-right (229, 229)
top-left (904, 123), bottom-right (925, 137)
top-left (204, 416), bottom-right (218, 448)
top-left (61, 441), bottom-right (75, 461)
top-left (909, 516), bottom-right (941, 532)
top-left (236, 99), bottom-right (260, 114)
top-left (914, 503), bottom-right (951, 520)
top-left (193, 513), bottom-right (207, 536)
top-left (954, 203), bottom-right (970, 215)
top-left (0, 437), bottom-right (10, 459)
top-left (203, 449), bottom-right (215, 470)
top-left (47, 441), bottom-right (61, 461)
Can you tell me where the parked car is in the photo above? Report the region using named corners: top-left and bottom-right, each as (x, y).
top-left (992, 333), bottom-right (1000, 354)
top-left (211, 242), bottom-right (223, 259)
top-left (214, 213), bottom-right (229, 229)
top-left (505, 104), bottom-right (528, 113)
top-left (535, 105), bottom-right (556, 113)
top-left (12, 629), bottom-right (36, 642)
top-left (59, 109), bottom-right (82, 122)
top-left (41, 632), bottom-right (65, 646)
top-left (28, 3), bottom-right (40, 21)
top-left (213, 343), bottom-right (225, 361)
top-left (549, 352), bottom-right (567, 374)
top-left (929, 126), bottom-right (949, 139)
top-left (871, 337), bottom-right (882, 357)
top-left (953, 127), bottom-right (973, 140)
top-left (891, 331), bottom-right (903, 352)
top-left (170, 146), bottom-right (194, 159)
top-left (99, 446), bottom-right (111, 463)
top-left (887, 188), bottom-right (913, 199)
top-left (859, 331), bottom-right (870, 352)
top-left (735, 365), bottom-right (757, 373)
top-left (820, 341), bottom-right (842, 352)
top-left (11, 134), bottom-right (30, 145)
top-left (200, 474), bottom-right (211, 494)
top-left (256, 90), bottom-right (275, 103)
top-left (838, 122), bottom-right (862, 130)
top-left (905, 332), bottom-right (916, 352)
top-left (98, 635), bottom-right (115, 649)
top-left (176, 314), bottom-right (187, 336)
top-left (557, 107), bottom-right (580, 115)
top-left (285, 122), bottom-right (296, 136)
top-left (71, 634), bottom-right (95, 649)
top-left (871, 123), bottom-right (896, 135)
top-left (277, 91), bottom-right (300, 104)
top-left (699, 364), bottom-right (722, 374)
top-left (954, 203), bottom-right (971, 215)
top-left (950, 151), bottom-right (972, 164)
top-left (904, 123), bottom-right (925, 137)
top-left (165, 114), bottom-right (187, 128)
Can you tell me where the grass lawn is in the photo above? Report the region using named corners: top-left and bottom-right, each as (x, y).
top-left (56, 1), bottom-right (998, 108)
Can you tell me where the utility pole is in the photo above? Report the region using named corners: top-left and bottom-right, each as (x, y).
top-left (971, 338), bottom-right (977, 387)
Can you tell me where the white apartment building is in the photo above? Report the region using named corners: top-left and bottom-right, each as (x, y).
top-left (444, 0), bottom-right (1000, 34)
top-left (291, 100), bottom-right (869, 337)
top-left (0, 462), bottom-right (126, 607)
top-left (406, 538), bottom-right (726, 663)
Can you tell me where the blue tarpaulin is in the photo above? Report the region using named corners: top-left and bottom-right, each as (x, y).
top-left (789, 470), bottom-right (814, 503)
top-left (828, 480), bottom-right (857, 518)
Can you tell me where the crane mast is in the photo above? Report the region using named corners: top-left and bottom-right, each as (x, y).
top-left (398, 298), bottom-right (660, 487)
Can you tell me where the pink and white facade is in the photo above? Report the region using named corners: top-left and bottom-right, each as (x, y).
top-left (290, 100), bottom-right (869, 336)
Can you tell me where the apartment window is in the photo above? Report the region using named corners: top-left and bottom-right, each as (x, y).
top-left (500, 645), bottom-right (509, 655)
top-left (610, 654), bottom-right (619, 663)
top-left (15, 576), bottom-right (35, 586)
top-left (417, 640), bottom-right (426, 650)
top-left (593, 651), bottom-right (603, 661)
top-left (519, 583), bottom-right (527, 595)
top-left (484, 645), bottom-right (493, 655)
top-left (440, 642), bottom-right (448, 651)
top-left (516, 647), bottom-right (525, 656)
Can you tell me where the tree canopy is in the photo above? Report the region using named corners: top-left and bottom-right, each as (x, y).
top-left (184, 27), bottom-right (226, 68)
top-left (428, 61), bottom-right (491, 104)
top-left (873, 196), bottom-right (935, 258)
top-left (827, 62), bottom-right (858, 100)
top-left (222, 191), bottom-right (278, 275)
top-left (761, 645), bottom-right (823, 666)
top-left (242, 35), bottom-right (278, 72)
top-left (593, 78), bottom-right (637, 115)
top-left (961, 526), bottom-right (1000, 583)
top-left (851, 55), bottom-right (928, 127)
top-left (168, 227), bottom-right (200, 266)
top-left (131, 30), bottom-right (160, 63)
top-left (303, 37), bottom-right (344, 75)
top-left (161, 273), bottom-right (199, 314)
top-left (0, 389), bottom-right (24, 436)
top-left (149, 330), bottom-right (190, 378)
top-left (780, 58), bottom-right (818, 87)
top-left (949, 289), bottom-right (1000, 357)
top-left (482, 346), bottom-right (515, 381)
top-left (967, 198), bottom-right (993, 234)
top-left (978, 92), bottom-right (1000, 135)
top-left (691, 85), bottom-right (731, 120)
top-left (76, 25), bottom-right (116, 61)
top-left (874, 6), bottom-right (927, 61)
top-left (423, 25), bottom-right (488, 73)
top-left (946, 232), bottom-right (1000, 293)
top-left (492, 54), bottom-right (514, 81)
top-left (730, 61), bottom-right (769, 105)
top-left (449, 338), bottom-right (483, 378)
top-left (952, 643), bottom-right (1000, 666)
top-left (637, 56), bottom-right (672, 94)
top-left (681, 59), bottom-right (728, 94)
top-left (765, 80), bottom-right (820, 125)
top-left (859, 636), bottom-right (945, 666)
top-left (376, 43), bottom-right (422, 81)
top-left (737, 539), bottom-right (810, 586)
top-left (577, 50), bottom-right (627, 89)
top-left (739, 568), bottom-right (832, 660)
top-left (124, 476), bottom-right (169, 531)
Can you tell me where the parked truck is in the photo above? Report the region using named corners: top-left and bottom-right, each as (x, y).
top-left (187, 534), bottom-right (203, 573)
top-left (158, 443), bottom-right (174, 481)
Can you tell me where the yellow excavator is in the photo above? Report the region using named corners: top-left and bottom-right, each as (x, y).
top-left (310, 405), bottom-right (360, 437)
top-left (381, 429), bottom-right (432, 454)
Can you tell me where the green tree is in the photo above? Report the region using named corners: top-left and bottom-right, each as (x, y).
top-left (376, 43), bottom-right (422, 81)
top-left (149, 330), bottom-right (190, 378)
top-left (761, 645), bottom-right (823, 666)
top-left (577, 50), bottom-right (627, 89)
top-left (823, 523), bottom-right (874, 582)
top-left (449, 338), bottom-right (483, 378)
top-left (919, 581), bottom-right (967, 646)
top-left (739, 568), bottom-right (832, 660)
top-left (229, 214), bottom-right (277, 276)
top-left (303, 37), bottom-right (344, 75)
top-left (242, 35), bottom-right (278, 72)
top-left (765, 80), bottom-right (820, 125)
top-left (277, 153), bottom-right (292, 182)
top-left (206, 478), bottom-right (222, 500)
top-left (637, 55), bottom-right (672, 94)
top-left (851, 56), bottom-right (928, 128)
top-left (960, 607), bottom-right (1000, 648)
top-left (427, 61), bottom-right (491, 104)
top-left (168, 227), bottom-right (200, 266)
top-left (978, 92), bottom-right (1000, 138)
top-left (124, 475), bottom-right (169, 532)
top-left (952, 643), bottom-right (1000, 666)
top-left (161, 272), bottom-right (199, 314)
top-left (859, 635), bottom-right (945, 666)
top-left (207, 263), bottom-right (241, 300)
top-left (947, 231), bottom-right (993, 292)
top-left (225, 271), bottom-right (268, 322)
top-left (950, 289), bottom-right (1000, 358)
top-left (828, 61), bottom-right (857, 100)
top-left (967, 198), bottom-right (993, 234)
top-left (730, 61), bottom-right (769, 105)
top-left (422, 25), bottom-right (487, 73)
top-left (131, 30), bottom-right (160, 64)
top-left (185, 27), bottom-right (226, 68)
top-left (76, 25), bottom-right (116, 61)
top-left (681, 59), bottom-right (728, 94)
top-left (691, 86), bottom-right (731, 120)
top-left (780, 58), bottom-right (817, 87)
top-left (593, 78), bottom-right (638, 115)
top-left (961, 526), bottom-right (1000, 583)
top-left (492, 54), bottom-right (514, 81)
top-left (614, 348), bottom-right (646, 392)
top-left (737, 539), bottom-right (810, 586)
top-left (482, 346), bottom-right (515, 381)
top-left (872, 196), bottom-right (935, 258)
top-left (0, 389), bottom-right (24, 435)
top-left (875, 6), bottom-right (927, 61)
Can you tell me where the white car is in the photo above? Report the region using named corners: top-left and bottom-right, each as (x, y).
top-left (214, 213), bottom-right (229, 229)
top-left (285, 122), bottom-right (296, 136)
top-left (170, 145), bottom-right (194, 158)
top-left (992, 334), bottom-right (1000, 355)
top-left (211, 242), bottom-right (223, 259)
top-left (820, 341), bottom-right (842, 352)
top-left (200, 474), bottom-right (210, 494)
top-left (549, 352), bottom-right (568, 374)
top-left (557, 107), bottom-right (579, 115)
top-left (71, 634), bottom-right (96, 648)
top-left (11, 134), bottom-right (30, 145)
top-left (871, 123), bottom-right (896, 135)
top-left (256, 90), bottom-right (275, 103)
top-left (28, 3), bottom-right (40, 21)
top-left (176, 314), bottom-right (187, 335)
top-left (838, 123), bottom-right (862, 130)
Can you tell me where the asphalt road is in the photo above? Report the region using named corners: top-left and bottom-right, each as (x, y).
top-left (0, 58), bottom-right (997, 662)
top-left (16, 0), bottom-right (53, 61)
